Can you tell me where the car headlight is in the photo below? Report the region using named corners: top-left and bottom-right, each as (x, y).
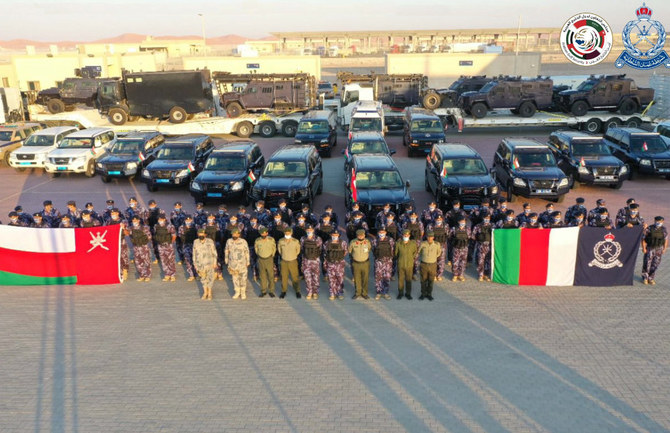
top-left (320, 139), bottom-right (329, 143)
top-left (126, 162), bottom-right (138, 170)
top-left (513, 177), bottom-right (526, 187)
top-left (558, 178), bottom-right (569, 187)
top-left (294, 139), bottom-right (303, 144)
top-left (176, 169), bottom-right (189, 177)
top-left (490, 185), bottom-right (498, 194)
top-left (230, 181), bottom-right (244, 191)
top-left (191, 181), bottom-right (202, 191)
top-left (619, 165), bottom-right (628, 174)
top-left (578, 166), bottom-right (589, 174)
top-left (639, 159), bottom-right (651, 166)
top-left (96, 163), bottom-right (103, 169)
top-left (412, 140), bottom-right (418, 144)
top-left (142, 169), bottom-right (150, 178)
top-left (438, 139), bottom-right (445, 143)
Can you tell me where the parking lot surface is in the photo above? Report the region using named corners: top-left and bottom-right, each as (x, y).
top-left (1, 128), bottom-right (669, 432)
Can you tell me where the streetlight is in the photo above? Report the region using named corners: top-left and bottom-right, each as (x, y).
top-left (198, 13), bottom-right (206, 48)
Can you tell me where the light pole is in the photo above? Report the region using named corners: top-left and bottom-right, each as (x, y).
top-left (198, 13), bottom-right (206, 49)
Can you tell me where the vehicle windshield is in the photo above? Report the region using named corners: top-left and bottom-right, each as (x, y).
top-left (631, 136), bottom-right (669, 154)
top-left (355, 170), bottom-right (403, 189)
top-left (297, 120), bottom-right (329, 134)
top-left (24, 134), bottom-right (55, 146)
top-left (0, 131), bottom-right (14, 141)
top-left (205, 154), bottom-right (246, 171)
top-left (156, 146), bottom-right (194, 160)
top-left (411, 119), bottom-right (443, 133)
top-left (515, 151), bottom-right (556, 168)
top-left (576, 80), bottom-right (597, 91)
top-left (109, 139), bottom-right (143, 155)
top-left (479, 82), bottom-right (497, 93)
top-left (351, 117), bottom-right (382, 132)
top-left (571, 139), bottom-right (612, 156)
top-left (318, 83), bottom-right (332, 91)
top-left (443, 158), bottom-right (488, 175)
top-left (58, 137), bottom-right (92, 149)
top-left (262, 161), bottom-right (307, 177)
top-left (448, 80), bottom-right (463, 90)
top-left (349, 140), bottom-right (388, 155)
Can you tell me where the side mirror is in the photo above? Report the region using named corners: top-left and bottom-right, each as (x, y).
top-left (390, 149), bottom-right (396, 155)
top-left (405, 180), bottom-right (411, 188)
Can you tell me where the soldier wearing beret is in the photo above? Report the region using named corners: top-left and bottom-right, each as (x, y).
top-left (418, 231), bottom-right (441, 300)
top-left (348, 228), bottom-right (372, 299)
top-left (254, 227), bottom-right (277, 297)
top-left (395, 229), bottom-right (418, 299)
top-left (277, 227), bottom-right (302, 298)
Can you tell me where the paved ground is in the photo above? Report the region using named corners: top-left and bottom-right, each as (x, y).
top-left (1, 129), bottom-right (669, 432)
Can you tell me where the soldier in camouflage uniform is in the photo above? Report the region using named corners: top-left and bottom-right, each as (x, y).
top-left (64, 201), bottom-right (82, 226)
top-left (375, 204), bottom-right (396, 231)
top-left (270, 214), bottom-right (290, 280)
top-left (320, 204), bottom-right (339, 227)
top-left (14, 206), bottom-right (34, 226)
top-left (31, 212), bottom-right (50, 228)
top-left (587, 198), bottom-right (608, 226)
top-left (225, 228), bottom-right (250, 299)
top-left (496, 210), bottom-right (519, 229)
top-left (235, 205), bottom-right (250, 229)
top-left (642, 216), bottom-right (668, 285)
top-left (545, 211), bottom-right (565, 228)
top-left (617, 203), bottom-right (645, 229)
top-left (215, 204), bottom-right (230, 229)
top-left (104, 208), bottom-right (130, 281)
top-left (323, 231), bottom-right (347, 300)
top-left (126, 215), bottom-right (153, 281)
top-left (170, 201), bottom-right (188, 264)
top-left (153, 215), bottom-right (177, 281)
top-left (251, 200), bottom-right (273, 228)
top-left (426, 215), bottom-right (449, 281)
top-left (449, 216), bottom-right (471, 281)
top-left (402, 211), bottom-right (424, 280)
top-left (178, 216), bottom-right (199, 281)
top-left (420, 201), bottom-right (443, 228)
top-left (102, 199), bottom-right (115, 223)
top-left (471, 213), bottom-right (493, 281)
top-left (276, 199), bottom-right (293, 225)
top-left (59, 215), bottom-right (74, 228)
top-left (40, 200), bottom-right (61, 228)
top-left (245, 216), bottom-right (262, 282)
top-left (125, 197), bottom-right (146, 225)
top-left (84, 202), bottom-right (104, 225)
top-left (201, 214), bottom-right (223, 280)
top-left (145, 199), bottom-right (166, 263)
top-left (254, 227), bottom-right (277, 297)
top-left (194, 228), bottom-right (218, 300)
top-left (565, 197), bottom-right (587, 225)
top-left (373, 228), bottom-right (394, 299)
top-left (7, 212), bottom-right (26, 227)
top-left (193, 202), bottom-right (209, 227)
top-left (345, 202), bottom-right (362, 224)
top-left (300, 226), bottom-right (323, 299)
top-left (79, 210), bottom-right (101, 228)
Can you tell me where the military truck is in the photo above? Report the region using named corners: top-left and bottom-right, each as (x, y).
top-left (212, 72), bottom-right (316, 118)
top-left (337, 72), bottom-right (428, 108)
top-left (557, 74), bottom-right (654, 116)
top-left (36, 67), bottom-right (105, 114)
top-left (434, 75), bottom-right (493, 108)
top-left (459, 76), bottom-right (554, 119)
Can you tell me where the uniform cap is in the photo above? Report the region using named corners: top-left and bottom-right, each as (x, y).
top-left (256, 200), bottom-right (265, 206)
top-left (197, 228), bottom-right (206, 234)
top-left (629, 203), bottom-right (639, 210)
top-left (85, 202), bottom-right (93, 208)
top-left (43, 200), bottom-right (53, 206)
top-left (551, 211), bottom-right (562, 217)
top-left (231, 228), bottom-right (241, 234)
top-left (426, 230), bottom-right (435, 237)
top-left (576, 197), bottom-right (585, 204)
top-left (596, 198), bottom-right (605, 205)
top-left (129, 197), bottom-right (137, 202)
top-left (196, 202), bottom-right (204, 207)
top-left (81, 210), bottom-right (91, 216)
top-left (356, 229), bottom-right (366, 236)
top-left (259, 227), bottom-right (268, 234)
top-left (402, 229), bottom-right (411, 235)
top-left (110, 208), bottom-right (120, 213)
top-left (33, 212), bottom-right (41, 218)
top-left (655, 216), bottom-right (664, 222)
top-left (106, 199), bottom-right (115, 204)
top-left (284, 227), bottom-right (293, 233)
top-left (148, 199), bottom-right (156, 205)
top-left (529, 212), bottom-right (538, 218)
top-left (627, 198), bottom-right (636, 204)
top-left (67, 200), bottom-right (76, 206)
top-left (174, 201), bottom-right (182, 206)
top-left (14, 205), bottom-right (22, 212)
top-left (377, 227), bottom-right (386, 233)
top-left (8, 211), bottom-right (18, 217)
top-left (481, 198), bottom-right (490, 205)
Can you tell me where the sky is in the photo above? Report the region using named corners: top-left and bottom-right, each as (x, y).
top-left (1, 0), bottom-right (668, 41)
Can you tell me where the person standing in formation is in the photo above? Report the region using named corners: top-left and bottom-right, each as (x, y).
top-left (323, 230), bottom-right (347, 300)
top-left (194, 228), bottom-right (218, 300)
top-left (126, 215), bottom-right (153, 282)
top-left (254, 227), bottom-right (277, 297)
top-left (153, 215), bottom-right (177, 282)
top-left (642, 216), bottom-right (668, 285)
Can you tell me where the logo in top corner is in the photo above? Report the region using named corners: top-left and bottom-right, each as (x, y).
top-left (561, 12), bottom-right (613, 66)
top-left (588, 232), bottom-right (623, 269)
top-left (615, 3), bottom-right (670, 69)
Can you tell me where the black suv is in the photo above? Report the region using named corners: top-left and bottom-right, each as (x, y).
top-left (343, 131), bottom-right (395, 172)
top-left (459, 77), bottom-right (553, 119)
top-left (547, 130), bottom-right (627, 189)
top-left (249, 145), bottom-right (323, 210)
top-left (141, 134), bottom-right (214, 191)
top-left (425, 143), bottom-right (498, 211)
top-left (602, 128), bottom-right (670, 179)
top-left (403, 107), bottom-right (446, 156)
top-left (190, 140), bottom-right (265, 205)
top-left (344, 155), bottom-right (412, 225)
top-left (96, 131), bottom-right (165, 183)
top-left (294, 110), bottom-right (337, 157)
top-left (492, 138), bottom-right (569, 203)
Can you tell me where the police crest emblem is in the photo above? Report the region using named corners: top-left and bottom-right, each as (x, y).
top-left (588, 232), bottom-right (623, 269)
top-left (615, 3), bottom-right (670, 69)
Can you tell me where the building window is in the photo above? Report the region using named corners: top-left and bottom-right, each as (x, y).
top-left (2, 77), bottom-right (9, 87)
top-left (28, 81), bottom-right (41, 91)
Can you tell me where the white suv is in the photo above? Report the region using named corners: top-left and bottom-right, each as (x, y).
top-left (45, 128), bottom-right (117, 177)
top-left (9, 126), bottom-right (79, 171)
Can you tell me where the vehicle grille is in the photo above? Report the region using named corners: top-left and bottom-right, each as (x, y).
top-left (593, 166), bottom-right (617, 176)
top-left (461, 187), bottom-right (483, 195)
top-left (529, 179), bottom-right (555, 189)
top-left (106, 163), bottom-right (125, 171)
top-left (154, 171), bottom-right (174, 179)
top-left (51, 157), bottom-right (70, 165)
top-left (16, 154), bottom-right (34, 161)
top-left (205, 183), bottom-right (230, 192)
top-left (266, 190), bottom-right (287, 198)
top-left (654, 159), bottom-right (670, 169)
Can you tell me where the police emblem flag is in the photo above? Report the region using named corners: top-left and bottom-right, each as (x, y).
top-left (574, 227), bottom-right (643, 286)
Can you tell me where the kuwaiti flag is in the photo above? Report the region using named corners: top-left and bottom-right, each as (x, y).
top-left (492, 227), bottom-right (580, 285)
top-left (0, 225), bottom-right (122, 286)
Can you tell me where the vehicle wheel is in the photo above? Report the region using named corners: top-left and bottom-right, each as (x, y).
top-left (307, 193), bottom-right (314, 209)
top-left (470, 103), bottom-right (488, 119)
top-left (226, 102), bottom-right (244, 118)
top-left (242, 191), bottom-right (251, 206)
top-left (50, 172), bottom-right (61, 178)
top-left (518, 101), bottom-right (536, 118)
top-left (101, 175), bottom-right (111, 183)
top-left (506, 182), bottom-right (516, 202)
top-left (282, 121), bottom-right (298, 137)
top-left (618, 98), bottom-right (637, 115)
top-left (317, 175), bottom-right (323, 194)
top-left (436, 190), bottom-right (443, 209)
top-left (626, 164), bottom-right (635, 180)
top-left (85, 160), bottom-right (96, 178)
top-left (570, 100), bottom-right (589, 117)
top-left (47, 99), bottom-right (65, 114)
top-left (555, 194), bottom-right (565, 204)
top-left (108, 108), bottom-right (128, 126)
top-left (147, 183), bottom-right (157, 192)
top-left (625, 117), bottom-right (642, 128)
top-left (582, 118), bottom-right (603, 133)
top-left (324, 148), bottom-right (332, 158)
top-left (569, 174), bottom-right (579, 189)
top-left (236, 121), bottom-right (254, 138)
top-left (424, 173), bottom-right (431, 192)
top-left (3, 152), bottom-right (10, 166)
top-left (604, 117), bottom-right (622, 131)
top-left (168, 106), bottom-right (187, 124)
top-left (422, 91), bottom-right (441, 110)
top-left (610, 181), bottom-right (623, 190)
top-left (258, 121), bottom-right (277, 138)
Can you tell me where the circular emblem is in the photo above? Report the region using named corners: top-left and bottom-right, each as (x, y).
top-left (561, 13), bottom-right (613, 65)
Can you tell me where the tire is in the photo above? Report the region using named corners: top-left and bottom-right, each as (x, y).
top-left (569, 173), bottom-right (579, 189)
top-left (242, 191), bottom-right (251, 206)
top-left (470, 103), bottom-right (488, 119)
top-left (323, 147), bottom-right (332, 158)
top-left (226, 102), bottom-right (243, 118)
top-left (236, 121), bottom-right (254, 138)
top-left (618, 98), bottom-right (637, 116)
top-left (626, 164), bottom-right (635, 180)
top-left (168, 106), bottom-right (187, 124)
top-left (108, 108), bottom-right (128, 126)
top-left (610, 181), bottom-right (623, 190)
top-left (85, 160), bottom-right (96, 178)
top-left (570, 100), bottom-right (589, 117)
top-left (317, 174), bottom-right (323, 194)
top-left (47, 99), bottom-right (65, 114)
top-left (506, 182), bottom-right (516, 203)
top-left (625, 117), bottom-right (642, 128)
top-left (258, 121), bottom-right (277, 138)
top-left (282, 121), bottom-right (298, 137)
top-left (422, 91), bottom-right (441, 110)
top-left (101, 175), bottom-right (111, 183)
top-left (518, 101), bottom-right (536, 118)
top-left (147, 183), bottom-right (157, 192)
top-left (604, 117), bottom-right (622, 131)
top-left (582, 118), bottom-right (603, 133)
top-left (3, 151), bottom-right (10, 167)
top-left (424, 172), bottom-right (431, 192)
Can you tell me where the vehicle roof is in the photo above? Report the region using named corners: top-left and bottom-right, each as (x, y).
top-left (270, 145), bottom-right (315, 160)
top-left (551, 130), bottom-right (602, 140)
top-left (164, 134), bottom-right (210, 145)
top-left (301, 110), bottom-right (335, 120)
top-left (349, 131), bottom-right (385, 141)
top-left (352, 154), bottom-right (397, 171)
top-left (117, 130), bottom-right (162, 140)
top-left (406, 107), bottom-right (437, 118)
top-left (29, 126), bottom-right (78, 135)
top-left (503, 138), bottom-right (549, 149)
top-left (434, 143), bottom-right (480, 158)
top-left (608, 127), bottom-right (658, 135)
top-left (212, 141), bottom-right (256, 153)
top-left (67, 127), bottom-right (114, 137)
top-left (0, 122), bottom-right (43, 130)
